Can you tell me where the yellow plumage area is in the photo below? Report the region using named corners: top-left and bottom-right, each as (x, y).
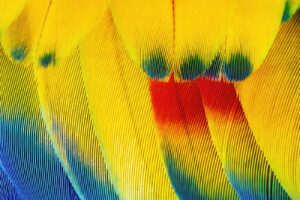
top-left (174, 0), bottom-right (233, 78)
top-left (1, 0), bottom-right (50, 65)
top-left (0, 0), bottom-right (295, 81)
top-left (34, 48), bottom-right (116, 199)
top-left (223, 0), bottom-right (286, 80)
top-left (0, 46), bottom-right (49, 148)
top-left (0, 0), bottom-right (27, 36)
top-left (81, 11), bottom-right (177, 199)
top-left (236, 14), bottom-right (300, 199)
top-left (0, 46), bottom-right (86, 199)
top-left (0, 48), bottom-right (34, 117)
top-left (0, 1), bottom-right (299, 199)
top-left (109, 0), bottom-right (290, 81)
top-left (36, 0), bottom-right (109, 67)
top-left (110, 0), bottom-right (174, 80)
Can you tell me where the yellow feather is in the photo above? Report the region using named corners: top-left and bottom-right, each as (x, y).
top-left (34, 48), bottom-right (117, 199)
top-left (224, 0), bottom-right (286, 76)
top-left (0, 0), bottom-right (27, 36)
top-left (36, 0), bottom-right (109, 67)
top-left (174, 0), bottom-right (233, 79)
top-left (1, 0), bottom-right (50, 64)
top-left (235, 14), bottom-right (300, 199)
top-left (81, 11), bottom-right (178, 199)
top-left (110, 0), bottom-right (174, 80)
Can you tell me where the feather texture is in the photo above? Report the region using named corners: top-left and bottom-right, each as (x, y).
top-left (198, 78), bottom-right (290, 199)
top-left (34, 48), bottom-right (118, 199)
top-left (236, 13), bottom-right (300, 199)
top-left (0, 0), bottom-right (27, 36)
top-left (150, 77), bottom-right (238, 199)
top-left (1, 0), bottom-right (50, 64)
top-left (36, 0), bottom-right (109, 67)
top-left (81, 11), bottom-right (178, 199)
top-left (0, 2), bottom-right (298, 199)
top-left (0, 47), bottom-right (79, 199)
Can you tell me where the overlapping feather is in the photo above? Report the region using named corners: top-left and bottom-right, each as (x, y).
top-left (0, 1), bottom-right (299, 199)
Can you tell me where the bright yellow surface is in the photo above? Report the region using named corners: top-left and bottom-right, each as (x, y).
top-left (110, 0), bottom-right (174, 71)
top-left (81, 11), bottom-right (178, 200)
top-left (174, 0), bottom-right (233, 73)
top-left (36, 0), bottom-right (109, 66)
top-left (34, 48), bottom-right (113, 200)
top-left (0, 0), bottom-right (27, 36)
top-left (225, 0), bottom-right (285, 71)
top-left (236, 14), bottom-right (300, 199)
top-left (2, 0), bottom-right (50, 64)
top-left (109, 0), bottom-right (289, 79)
top-left (0, 0), bottom-right (294, 80)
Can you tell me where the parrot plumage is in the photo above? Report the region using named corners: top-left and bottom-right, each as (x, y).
top-left (0, 0), bottom-right (299, 199)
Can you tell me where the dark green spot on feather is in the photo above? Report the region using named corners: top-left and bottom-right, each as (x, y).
top-left (40, 53), bottom-right (56, 68)
top-left (282, 2), bottom-right (291, 22)
top-left (11, 46), bottom-right (26, 61)
top-left (142, 53), bottom-right (169, 79)
top-left (223, 53), bottom-right (253, 81)
top-left (180, 55), bottom-right (205, 80)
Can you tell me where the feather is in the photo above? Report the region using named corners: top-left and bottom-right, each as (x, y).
top-left (0, 1), bottom-right (299, 199)
top-left (223, 0), bottom-right (286, 81)
top-left (1, 0), bottom-right (50, 64)
top-left (80, 11), bottom-right (178, 199)
top-left (236, 13), bottom-right (300, 199)
top-left (110, 0), bottom-right (174, 80)
top-left (109, 0), bottom-right (291, 81)
top-left (198, 78), bottom-right (290, 199)
top-left (34, 48), bottom-right (119, 199)
top-left (174, 0), bottom-right (232, 80)
top-left (36, 0), bottom-right (109, 67)
top-left (0, 47), bottom-right (79, 199)
top-left (0, 167), bottom-right (22, 199)
top-left (0, 0), bottom-right (27, 36)
top-left (150, 77), bottom-right (238, 199)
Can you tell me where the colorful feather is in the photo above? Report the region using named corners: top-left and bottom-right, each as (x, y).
top-left (150, 77), bottom-right (238, 199)
top-left (0, 47), bottom-right (79, 199)
top-left (36, 0), bottom-right (109, 67)
top-left (1, 0), bottom-right (50, 64)
top-left (34, 48), bottom-right (118, 199)
top-left (110, 0), bottom-right (174, 80)
top-left (0, 0), bottom-right (27, 36)
top-left (198, 78), bottom-right (290, 199)
top-left (110, 0), bottom-right (292, 81)
top-left (0, 1), bottom-right (298, 199)
top-left (80, 11), bottom-right (178, 199)
top-left (236, 13), bottom-right (300, 199)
